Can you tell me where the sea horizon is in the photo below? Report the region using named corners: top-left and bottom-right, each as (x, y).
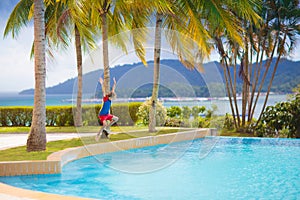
top-left (0, 92), bottom-right (289, 118)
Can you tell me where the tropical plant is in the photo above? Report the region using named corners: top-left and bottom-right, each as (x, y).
top-left (86, 0), bottom-right (150, 94)
top-left (255, 90), bottom-right (300, 138)
top-left (49, 0), bottom-right (97, 127)
top-left (191, 106), bottom-right (206, 119)
top-left (148, 0), bottom-right (211, 132)
top-left (167, 106), bottom-right (182, 118)
top-left (213, 0), bottom-right (300, 131)
top-left (8, 0), bottom-right (47, 151)
top-left (182, 106), bottom-right (192, 119)
top-left (147, 0), bottom-right (262, 132)
top-left (27, 0), bottom-right (47, 152)
top-left (136, 100), bottom-right (167, 126)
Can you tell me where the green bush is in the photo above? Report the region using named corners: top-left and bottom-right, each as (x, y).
top-left (182, 106), bottom-right (191, 119)
top-left (167, 106), bottom-right (182, 118)
top-left (192, 117), bottom-right (210, 128)
top-left (46, 106), bottom-right (74, 126)
top-left (255, 94), bottom-right (300, 138)
top-left (0, 107), bottom-right (32, 126)
top-left (136, 100), bottom-right (167, 126)
top-left (112, 102), bottom-right (141, 126)
top-left (192, 106), bottom-right (206, 119)
top-left (164, 117), bottom-right (183, 127)
top-left (0, 102), bottom-right (142, 127)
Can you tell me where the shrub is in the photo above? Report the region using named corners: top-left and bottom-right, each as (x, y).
top-left (164, 117), bottom-right (183, 127)
top-left (111, 102), bottom-right (142, 126)
top-left (0, 102), bottom-right (142, 127)
top-left (0, 107), bottom-right (32, 126)
top-left (255, 91), bottom-right (300, 138)
top-left (193, 117), bottom-right (210, 128)
top-left (182, 106), bottom-right (191, 119)
top-left (191, 106), bottom-right (206, 119)
top-left (136, 100), bottom-right (167, 126)
top-left (167, 106), bottom-right (182, 118)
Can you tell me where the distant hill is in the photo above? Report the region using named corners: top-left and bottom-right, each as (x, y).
top-left (20, 58), bottom-right (300, 97)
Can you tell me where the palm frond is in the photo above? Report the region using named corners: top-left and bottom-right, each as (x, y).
top-left (4, 0), bottom-right (34, 38)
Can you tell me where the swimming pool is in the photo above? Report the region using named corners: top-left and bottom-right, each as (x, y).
top-left (1, 137), bottom-right (299, 199)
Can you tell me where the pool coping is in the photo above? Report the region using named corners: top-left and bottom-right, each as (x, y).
top-left (0, 128), bottom-right (215, 200)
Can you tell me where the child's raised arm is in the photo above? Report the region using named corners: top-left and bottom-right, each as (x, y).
top-left (99, 77), bottom-right (106, 96)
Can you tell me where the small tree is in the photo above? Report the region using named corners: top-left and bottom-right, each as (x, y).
top-left (136, 100), bottom-right (167, 126)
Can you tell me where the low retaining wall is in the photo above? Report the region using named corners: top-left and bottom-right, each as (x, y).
top-left (0, 128), bottom-right (214, 176)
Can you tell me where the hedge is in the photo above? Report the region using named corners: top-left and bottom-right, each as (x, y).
top-left (0, 102), bottom-right (142, 127)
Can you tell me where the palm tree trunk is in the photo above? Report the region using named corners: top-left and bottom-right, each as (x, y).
top-left (101, 12), bottom-right (110, 94)
top-left (74, 25), bottom-right (82, 127)
top-left (257, 33), bottom-right (287, 123)
top-left (214, 37), bottom-right (240, 128)
top-left (248, 42), bottom-right (265, 122)
top-left (232, 57), bottom-right (241, 127)
top-left (250, 38), bottom-right (278, 121)
top-left (27, 0), bottom-right (46, 152)
top-left (149, 13), bottom-right (162, 133)
top-left (222, 61), bottom-right (237, 129)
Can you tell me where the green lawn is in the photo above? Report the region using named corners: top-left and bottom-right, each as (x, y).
top-left (0, 126), bottom-right (147, 134)
top-left (0, 127), bottom-right (189, 161)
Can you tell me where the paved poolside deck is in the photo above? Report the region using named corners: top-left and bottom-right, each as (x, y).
top-left (0, 133), bottom-right (95, 150)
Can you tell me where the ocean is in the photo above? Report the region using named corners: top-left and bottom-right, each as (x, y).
top-left (0, 92), bottom-right (288, 118)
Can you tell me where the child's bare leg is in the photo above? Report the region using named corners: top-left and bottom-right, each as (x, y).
top-left (105, 116), bottom-right (119, 132)
top-left (96, 120), bottom-right (107, 141)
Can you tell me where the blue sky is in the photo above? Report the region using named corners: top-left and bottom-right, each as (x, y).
top-left (0, 0), bottom-right (299, 93)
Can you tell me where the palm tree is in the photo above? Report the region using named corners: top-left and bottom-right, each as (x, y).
top-left (86, 0), bottom-right (151, 95)
top-left (4, 0), bottom-right (47, 151)
top-left (256, 0), bottom-right (300, 123)
top-left (48, 0), bottom-right (97, 127)
top-left (148, 0), bottom-right (211, 132)
top-left (148, 0), bottom-right (261, 132)
top-left (212, 0), bottom-right (299, 130)
top-left (5, 0), bottom-right (97, 128)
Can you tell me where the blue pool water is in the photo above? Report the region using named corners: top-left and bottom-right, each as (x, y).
top-left (1, 137), bottom-right (300, 199)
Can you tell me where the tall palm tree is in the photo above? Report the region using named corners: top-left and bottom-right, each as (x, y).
top-left (4, 0), bottom-right (47, 151)
top-left (27, 0), bottom-right (47, 151)
top-left (256, 0), bottom-right (300, 122)
top-left (148, 0), bottom-right (261, 132)
top-left (212, 0), bottom-right (299, 130)
top-left (86, 0), bottom-right (150, 95)
top-left (148, 0), bottom-right (211, 132)
top-left (48, 0), bottom-right (97, 127)
top-left (5, 0), bottom-right (69, 150)
top-left (5, 0), bottom-right (97, 128)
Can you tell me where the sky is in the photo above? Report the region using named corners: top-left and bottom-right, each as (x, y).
top-left (0, 0), bottom-right (299, 93)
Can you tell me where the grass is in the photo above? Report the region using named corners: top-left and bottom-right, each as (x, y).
top-left (0, 126), bottom-right (147, 134)
top-left (0, 127), bottom-right (189, 161)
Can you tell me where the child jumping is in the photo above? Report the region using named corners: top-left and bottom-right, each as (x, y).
top-left (96, 77), bottom-right (119, 141)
